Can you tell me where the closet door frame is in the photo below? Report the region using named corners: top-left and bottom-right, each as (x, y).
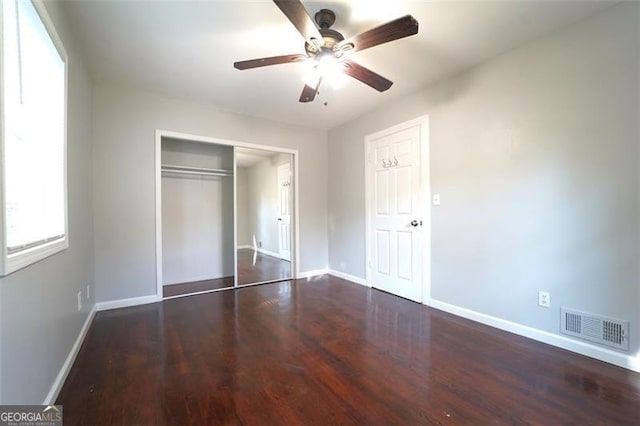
top-left (154, 129), bottom-right (300, 299)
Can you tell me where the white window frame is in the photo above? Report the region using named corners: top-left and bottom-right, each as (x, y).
top-left (0, 0), bottom-right (69, 276)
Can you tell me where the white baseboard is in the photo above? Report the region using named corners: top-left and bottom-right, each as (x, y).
top-left (96, 294), bottom-right (161, 312)
top-left (43, 304), bottom-right (97, 405)
top-left (428, 298), bottom-right (640, 373)
top-left (256, 247), bottom-right (282, 259)
top-left (328, 269), bottom-right (369, 287)
top-left (297, 269), bottom-right (328, 279)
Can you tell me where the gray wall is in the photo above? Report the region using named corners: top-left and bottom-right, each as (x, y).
top-left (0, 1), bottom-right (94, 403)
top-left (328, 3), bottom-right (640, 354)
top-left (93, 85), bottom-right (328, 303)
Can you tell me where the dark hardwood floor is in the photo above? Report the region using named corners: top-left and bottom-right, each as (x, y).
top-left (237, 248), bottom-right (291, 285)
top-left (163, 249), bottom-right (291, 298)
top-left (57, 276), bottom-right (640, 425)
top-left (163, 276), bottom-right (234, 298)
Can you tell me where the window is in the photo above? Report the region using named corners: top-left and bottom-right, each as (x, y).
top-left (0, 0), bottom-right (68, 275)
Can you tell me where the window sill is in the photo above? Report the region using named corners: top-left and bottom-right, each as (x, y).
top-left (1, 238), bottom-right (68, 277)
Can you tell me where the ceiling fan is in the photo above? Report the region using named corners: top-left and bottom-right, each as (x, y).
top-left (233, 0), bottom-right (419, 103)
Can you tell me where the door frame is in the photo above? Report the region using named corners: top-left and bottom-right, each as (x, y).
top-left (364, 115), bottom-right (431, 304)
top-left (154, 129), bottom-right (300, 299)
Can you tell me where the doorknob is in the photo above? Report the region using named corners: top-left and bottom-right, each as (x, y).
top-left (277, 218), bottom-right (282, 221)
top-left (410, 220), bottom-right (419, 227)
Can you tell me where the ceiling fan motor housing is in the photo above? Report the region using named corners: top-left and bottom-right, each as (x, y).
top-left (305, 28), bottom-right (344, 55)
top-left (314, 9), bottom-right (335, 29)
top-left (305, 9), bottom-right (344, 56)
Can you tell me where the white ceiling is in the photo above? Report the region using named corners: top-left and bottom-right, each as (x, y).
top-left (61, 0), bottom-right (615, 130)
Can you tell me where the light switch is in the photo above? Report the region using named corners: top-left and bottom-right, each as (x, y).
top-left (433, 193), bottom-right (441, 206)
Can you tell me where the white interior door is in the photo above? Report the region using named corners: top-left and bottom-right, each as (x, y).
top-left (368, 125), bottom-right (423, 302)
top-left (277, 163), bottom-right (292, 261)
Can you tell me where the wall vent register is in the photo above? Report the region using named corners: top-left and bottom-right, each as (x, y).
top-left (561, 307), bottom-right (629, 351)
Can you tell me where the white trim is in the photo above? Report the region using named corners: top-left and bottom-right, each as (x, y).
top-left (237, 279), bottom-right (292, 288)
top-left (164, 277), bottom-right (301, 301)
top-left (4, 238), bottom-right (69, 275)
top-left (154, 129), bottom-right (300, 296)
top-left (297, 269), bottom-right (328, 279)
top-left (237, 245), bottom-right (253, 250)
top-left (0, 0), bottom-right (5, 280)
top-left (165, 276), bottom-right (302, 301)
top-left (155, 132), bottom-right (163, 298)
top-left (233, 147), bottom-right (238, 287)
top-left (0, 0), bottom-right (70, 276)
top-left (96, 295), bottom-right (161, 312)
top-left (293, 152), bottom-right (301, 279)
top-left (163, 286), bottom-right (236, 301)
top-left (43, 304), bottom-right (96, 405)
top-left (364, 115), bottom-right (431, 302)
top-left (255, 247), bottom-right (281, 259)
top-left (428, 298), bottom-right (640, 373)
top-left (328, 269), bottom-right (369, 287)
top-left (157, 130), bottom-right (298, 155)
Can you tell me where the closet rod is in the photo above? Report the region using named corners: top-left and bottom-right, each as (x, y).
top-left (161, 169), bottom-right (232, 177)
top-left (161, 164), bottom-right (233, 177)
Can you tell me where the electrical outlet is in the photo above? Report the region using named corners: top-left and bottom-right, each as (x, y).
top-left (86, 284), bottom-right (90, 300)
top-left (77, 291), bottom-right (82, 311)
top-left (433, 193), bottom-right (441, 206)
top-left (538, 291), bottom-right (550, 308)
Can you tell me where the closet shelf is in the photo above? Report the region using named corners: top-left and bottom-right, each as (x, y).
top-left (161, 164), bottom-right (233, 177)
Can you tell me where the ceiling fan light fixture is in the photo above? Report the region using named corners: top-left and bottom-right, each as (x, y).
top-left (317, 52), bottom-right (337, 72)
top-left (308, 37), bottom-right (323, 52)
top-left (301, 68), bottom-right (321, 88)
top-left (301, 53), bottom-right (347, 91)
top-left (334, 43), bottom-right (355, 59)
top-left (316, 53), bottom-right (347, 88)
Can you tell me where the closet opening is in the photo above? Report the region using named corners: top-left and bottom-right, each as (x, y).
top-left (154, 130), bottom-right (299, 299)
top-left (235, 147), bottom-right (293, 286)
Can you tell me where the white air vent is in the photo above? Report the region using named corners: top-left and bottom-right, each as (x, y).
top-left (561, 307), bottom-right (629, 351)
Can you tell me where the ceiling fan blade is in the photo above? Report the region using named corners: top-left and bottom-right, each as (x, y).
top-left (299, 78), bottom-right (321, 103)
top-left (339, 15), bottom-right (418, 53)
top-left (342, 60), bottom-right (393, 92)
top-left (273, 0), bottom-right (323, 47)
top-left (234, 54), bottom-right (307, 70)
